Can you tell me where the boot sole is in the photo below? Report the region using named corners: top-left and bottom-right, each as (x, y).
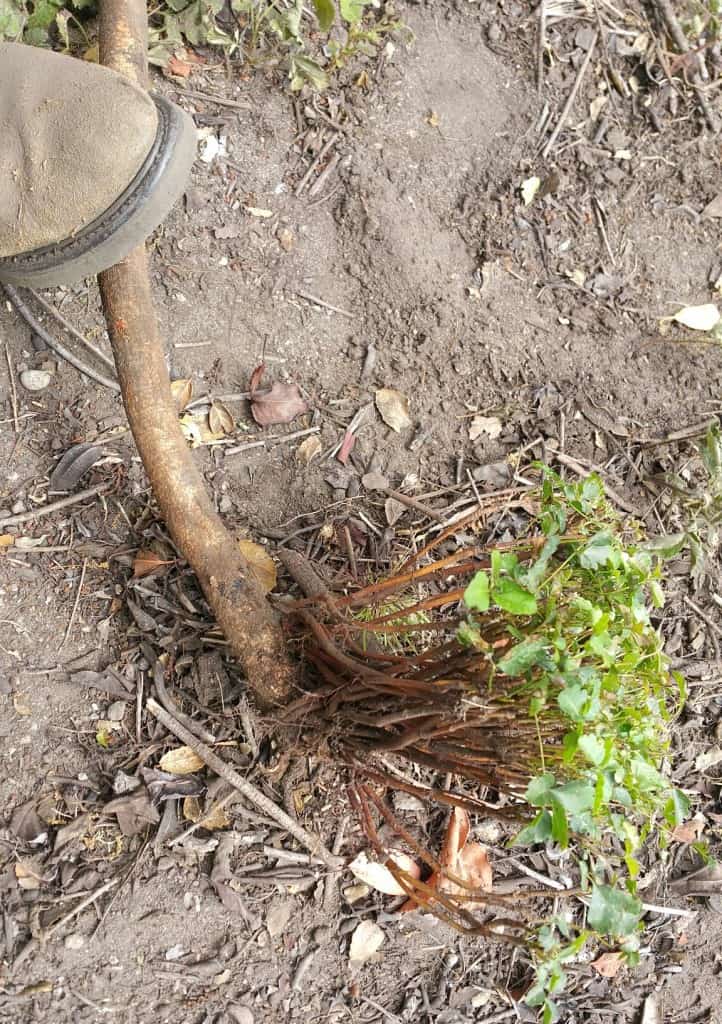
top-left (0, 95), bottom-right (196, 289)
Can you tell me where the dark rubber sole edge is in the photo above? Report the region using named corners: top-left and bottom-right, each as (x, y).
top-left (0, 95), bottom-right (197, 288)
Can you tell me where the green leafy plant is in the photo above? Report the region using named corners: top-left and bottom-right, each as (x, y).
top-left (0, 0), bottom-right (93, 47)
top-left (294, 469), bottom-right (687, 1022)
top-left (458, 470), bottom-right (686, 1021)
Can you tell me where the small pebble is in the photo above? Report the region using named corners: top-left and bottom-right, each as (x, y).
top-left (312, 925), bottom-right (331, 945)
top-left (20, 369), bottom-right (52, 392)
top-left (157, 856), bottom-right (175, 873)
top-left (11, 500), bottom-right (25, 515)
top-left (106, 701), bottom-right (127, 722)
top-left (64, 933), bottom-right (85, 950)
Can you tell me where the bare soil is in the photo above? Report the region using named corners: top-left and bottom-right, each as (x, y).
top-left (2, 3), bottom-right (722, 1022)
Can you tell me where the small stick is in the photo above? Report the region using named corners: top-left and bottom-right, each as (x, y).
top-left (180, 88), bottom-right (251, 111)
top-left (508, 856), bottom-right (567, 891)
top-left (537, 0), bottom-right (546, 94)
top-left (592, 196), bottom-right (616, 267)
top-left (295, 290), bottom-right (354, 318)
top-left (12, 878), bottom-right (118, 970)
top-left (5, 344), bottom-right (19, 434)
top-left (173, 341), bottom-right (212, 349)
top-left (3, 285), bottom-right (120, 392)
top-left (307, 151), bottom-right (341, 198)
top-left (145, 697), bottom-right (342, 869)
top-left (323, 814), bottom-right (349, 912)
top-left (541, 33), bottom-right (598, 159)
top-left (27, 289), bottom-right (116, 372)
top-left (59, 558), bottom-right (87, 650)
top-left (684, 595), bottom-right (722, 639)
top-left (152, 659), bottom-right (216, 745)
top-left (226, 425), bottom-right (320, 456)
top-left (653, 0), bottom-right (718, 131)
top-left (381, 487), bottom-right (445, 524)
top-left (343, 525), bottom-right (358, 579)
top-left (641, 900), bottom-right (697, 919)
top-left (295, 133), bottom-right (338, 196)
top-left (0, 485), bottom-right (109, 528)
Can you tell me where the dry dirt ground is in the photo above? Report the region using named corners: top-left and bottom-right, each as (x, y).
top-left (2, 2), bottom-right (722, 1022)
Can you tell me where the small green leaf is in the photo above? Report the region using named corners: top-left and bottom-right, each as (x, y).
top-left (526, 773), bottom-right (556, 806)
top-left (312, 0), bottom-right (335, 31)
top-left (463, 570), bottom-right (489, 612)
top-left (557, 685), bottom-right (591, 722)
top-left (587, 884), bottom-right (642, 937)
top-left (550, 798), bottom-right (569, 847)
top-left (339, 0), bottom-right (367, 23)
top-left (513, 810), bottom-right (552, 846)
top-left (550, 780), bottom-right (595, 815)
top-left (664, 789), bottom-right (691, 827)
top-left (643, 533), bottom-right (686, 559)
top-left (578, 734), bottom-right (605, 766)
top-left (579, 531), bottom-right (618, 570)
top-left (524, 534), bottom-right (560, 591)
top-left (491, 578), bottom-right (538, 615)
top-left (497, 638), bottom-right (548, 675)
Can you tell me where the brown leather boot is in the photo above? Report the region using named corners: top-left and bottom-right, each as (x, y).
top-left (0, 42), bottom-right (196, 287)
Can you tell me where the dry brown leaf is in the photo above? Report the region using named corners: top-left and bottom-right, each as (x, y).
top-left (15, 859), bottom-right (43, 890)
top-left (132, 548), bottom-right (173, 578)
top-left (672, 814), bottom-right (706, 844)
top-left (158, 746), bottom-right (205, 775)
top-left (251, 382), bottom-right (308, 426)
top-left (166, 53), bottom-right (194, 78)
top-left (170, 378), bottom-right (194, 411)
top-left (375, 388), bottom-right (412, 432)
top-left (591, 951), bottom-right (625, 978)
top-left (297, 434), bottom-right (322, 464)
top-left (182, 796), bottom-right (230, 830)
top-left (349, 849), bottom-right (421, 896)
top-left (0, 534), bottom-right (13, 548)
top-left (349, 920), bottom-right (385, 964)
top-left (209, 400), bottom-right (235, 435)
top-left (179, 412), bottom-right (227, 447)
top-left (238, 539), bottom-right (277, 594)
top-left (403, 806), bottom-right (492, 910)
top-left (469, 415), bottom-right (503, 442)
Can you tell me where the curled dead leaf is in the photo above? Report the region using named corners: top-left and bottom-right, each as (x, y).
top-left (179, 412), bottom-right (227, 447)
top-left (252, 382), bottom-right (309, 427)
top-left (209, 400), bottom-right (235, 435)
top-left (183, 795), bottom-right (231, 830)
top-left (133, 548), bottom-right (173, 578)
top-left (672, 814), bottom-right (706, 844)
top-left (238, 539), bottom-right (277, 594)
top-left (591, 951), bottom-right (625, 978)
top-left (297, 434), bottom-right (322, 464)
top-left (349, 920), bottom-right (385, 964)
top-left (158, 746), bottom-right (205, 775)
top-left (170, 378), bottom-right (194, 411)
top-left (375, 388), bottom-right (412, 432)
top-left (349, 849), bottom-right (421, 896)
top-left (469, 415), bottom-right (503, 442)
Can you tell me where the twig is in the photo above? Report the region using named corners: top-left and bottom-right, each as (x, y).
top-left (12, 878), bottom-right (119, 970)
top-left (592, 196), bottom-right (615, 267)
top-left (307, 152), bottom-right (341, 198)
top-left (381, 487), bottom-right (445, 524)
top-left (26, 289), bottom-right (116, 371)
top-left (641, 900), bottom-right (697, 919)
top-left (295, 290), bottom-right (354, 318)
top-left (0, 485), bottom-right (109, 528)
top-left (60, 558), bottom-right (87, 650)
top-left (5, 344), bottom-right (19, 434)
top-left (152, 658), bottom-right (216, 745)
top-left (323, 814), bottom-right (349, 912)
top-left (508, 856), bottom-right (567, 891)
top-left (225, 425), bottom-right (320, 456)
top-left (537, 0), bottom-right (546, 94)
top-left (541, 32), bottom-right (598, 159)
top-left (684, 595), bottom-right (722, 639)
top-left (180, 88), bottom-right (251, 111)
top-left (653, 0), bottom-right (718, 131)
top-left (3, 285), bottom-right (120, 392)
top-left (294, 133), bottom-right (339, 196)
top-left (145, 697), bottom-right (342, 869)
